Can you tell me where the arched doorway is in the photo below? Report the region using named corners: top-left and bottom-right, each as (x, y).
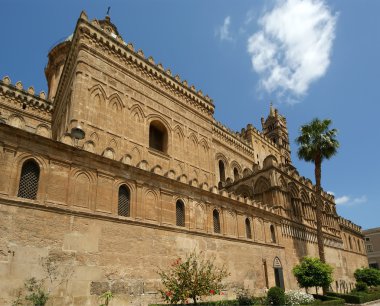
top-left (273, 257), bottom-right (284, 289)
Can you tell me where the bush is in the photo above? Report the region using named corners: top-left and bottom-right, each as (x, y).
top-left (150, 301), bottom-right (239, 306)
top-left (327, 291), bottom-right (380, 304)
top-left (354, 268), bottom-right (380, 287)
top-left (267, 287), bottom-right (285, 306)
top-left (354, 281), bottom-right (368, 292)
top-left (237, 292), bottom-right (265, 306)
top-left (310, 294), bottom-right (344, 305)
top-left (285, 290), bottom-right (314, 305)
top-left (312, 294), bottom-right (345, 305)
top-left (237, 292), bottom-right (255, 305)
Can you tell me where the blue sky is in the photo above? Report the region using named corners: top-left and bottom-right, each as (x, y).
top-left (1, 1), bottom-right (379, 229)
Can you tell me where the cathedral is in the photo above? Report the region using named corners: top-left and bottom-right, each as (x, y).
top-left (0, 11), bottom-right (367, 305)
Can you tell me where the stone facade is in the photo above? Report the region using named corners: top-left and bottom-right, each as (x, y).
top-left (363, 228), bottom-right (380, 269)
top-left (0, 11), bottom-right (368, 306)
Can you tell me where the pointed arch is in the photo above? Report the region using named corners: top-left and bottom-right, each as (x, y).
top-left (254, 176), bottom-right (270, 193)
top-left (243, 168), bottom-right (252, 177)
top-left (89, 84), bottom-right (107, 125)
top-left (108, 93), bottom-right (124, 111)
top-left (8, 114), bottom-right (25, 129)
top-left (83, 141), bottom-right (95, 153)
top-left (199, 138), bottom-right (209, 150)
top-left (235, 185), bottom-right (252, 198)
top-left (108, 138), bottom-right (118, 149)
top-left (90, 132), bottom-right (99, 142)
top-left (89, 84), bottom-right (107, 101)
top-left (173, 125), bottom-right (185, 158)
top-left (300, 190), bottom-right (310, 203)
top-left (199, 138), bottom-right (209, 170)
top-left (173, 125), bottom-right (185, 140)
top-left (130, 104), bottom-right (145, 123)
top-left (35, 124), bottom-right (50, 138)
top-left (188, 132), bottom-right (198, 145)
top-left (131, 146), bottom-right (142, 166)
top-left (278, 176), bottom-right (287, 190)
top-left (288, 182), bottom-right (299, 198)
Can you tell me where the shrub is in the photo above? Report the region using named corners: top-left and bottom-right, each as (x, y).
top-left (237, 292), bottom-right (255, 305)
top-left (285, 290), bottom-right (314, 305)
top-left (267, 286), bottom-right (285, 306)
top-left (354, 281), bottom-right (368, 292)
top-left (292, 257), bottom-right (333, 293)
top-left (311, 294), bottom-right (345, 305)
top-left (158, 251), bottom-right (229, 305)
top-left (24, 278), bottom-right (49, 306)
top-left (327, 291), bottom-right (380, 304)
top-left (354, 268), bottom-right (380, 287)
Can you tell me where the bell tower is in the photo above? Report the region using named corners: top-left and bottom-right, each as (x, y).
top-left (261, 104), bottom-right (292, 165)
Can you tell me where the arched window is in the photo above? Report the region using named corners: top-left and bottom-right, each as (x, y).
top-left (270, 225), bottom-right (276, 243)
top-left (218, 160), bottom-right (225, 183)
top-left (245, 218), bottom-right (252, 239)
top-left (176, 200), bottom-right (185, 227)
top-left (118, 185), bottom-right (130, 217)
top-left (213, 209), bottom-right (221, 234)
top-left (357, 239), bottom-right (361, 252)
top-left (233, 167), bottom-right (239, 182)
top-left (17, 159), bottom-right (40, 200)
top-left (349, 236), bottom-right (352, 250)
top-left (149, 120), bottom-right (168, 153)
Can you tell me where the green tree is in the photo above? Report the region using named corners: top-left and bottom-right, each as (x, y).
top-left (292, 257), bottom-right (333, 294)
top-left (354, 268), bottom-right (380, 286)
top-left (296, 118), bottom-right (339, 266)
top-left (158, 251), bottom-right (229, 305)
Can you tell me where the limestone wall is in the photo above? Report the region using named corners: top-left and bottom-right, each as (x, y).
top-left (0, 125), bottom-right (368, 305)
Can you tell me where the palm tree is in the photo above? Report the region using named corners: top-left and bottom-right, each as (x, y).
top-left (296, 118), bottom-right (339, 264)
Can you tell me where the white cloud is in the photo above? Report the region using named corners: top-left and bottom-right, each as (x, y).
top-left (335, 195), bottom-right (349, 205)
top-left (335, 195), bottom-right (367, 206)
top-left (217, 16), bottom-right (233, 41)
top-left (353, 195), bottom-right (367, 204)
top-left (247, 0), bottom-right (338, 100)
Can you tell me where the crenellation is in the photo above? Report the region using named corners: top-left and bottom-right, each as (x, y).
top-left (0, 11), bottom-right (367, 305)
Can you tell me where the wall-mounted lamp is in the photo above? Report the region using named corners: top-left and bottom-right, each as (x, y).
top-left (71, 124), bottom-right (85, 147)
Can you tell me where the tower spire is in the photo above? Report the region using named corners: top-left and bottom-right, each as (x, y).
top-left (269, 101), bottom-right (275, 117)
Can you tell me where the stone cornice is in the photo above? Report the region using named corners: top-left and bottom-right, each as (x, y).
top-left (212, 122), bottom-right (256, 158)
top-left (281, 219), bottom-right (344, 249)
top-left (0, 78), bottom-right (53, 116)
top-left (339, 217), bottom-right (363, 235)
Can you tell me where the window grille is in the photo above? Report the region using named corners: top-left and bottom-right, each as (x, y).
top-left (245, 218), bottom-right (252, 239)
top-left (118, 185), bottom-right (130, 217)
top-left (176, 200), bottom-right (185, 227)
top-left (17, 160), bottom-right (40, 200)
top-left (213, 210), bottom-right (220, 233)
